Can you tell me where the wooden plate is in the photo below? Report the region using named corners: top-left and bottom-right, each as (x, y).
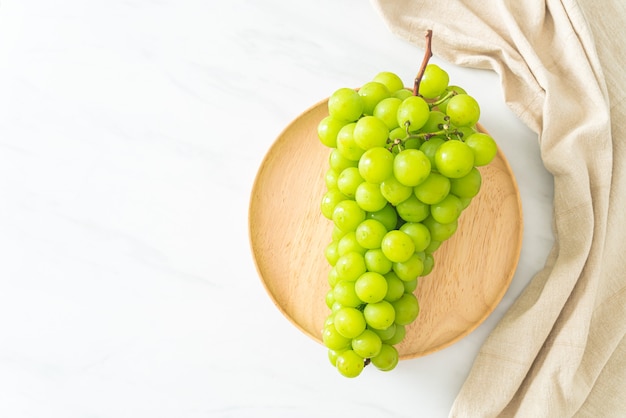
top-left (249, 98), bottom-right (523, 359)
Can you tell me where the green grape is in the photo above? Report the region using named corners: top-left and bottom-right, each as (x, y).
top-left (329, 148), bottom-right (358, 172)
top-left (399, 222), bottom-right (431, 253)
top-left (380, 175), bottom-right (413, 206)
top-left (392, 88), bottom-right (413, 100)
top-left (336, 123), bottom-right (365, 161)
top-left (392, 252), bottom-right (424, 281)
top-left (358, 81), bottom-right (390, 115)
top-left (337, 231), bottom-right (366, 256)
top-left (327, 348), bottom-right (346, 367)
top-left (332, 225), bottom-right (347, 241)
top-left (445, 93), bottom-right (480, 127)
top-left (337, 166), bottom-right (364, 198)
top-left (358, 147), bottom-right (394, 184)
top-left (373, 97), bottom-right (402, 130)
top-left (419, 110), bottom-right (448, 133)
top-left (449, 167), bottom-right (482, 198)
top-left (328, 87), bottom-right (364, 122)
top-left (436, 85), bottom-right (466, 113)
top-left (389, 126), bottom-right (406, 142)
top-left (430, 194), bottom-right (464, 224)
top-left (321, 189), bottom-right (347, 220)
top-left (334, 307), bottom-right (367, 338)
top-left (381, 230), bottom-right (415, 263)
top-left (435, 139), bottom-right (475, 178)
top-left (419, 137), bottom-right (446, 167)
top-left (381, 323), bottom-right (406, 345)
top-left (355, 271), bottom-right (388, 303)
top-left (392, 293), bottom-right (420, 325)
top-left (456, 125), bottom-right (477, 140)
top-left (318, 115), bottom-right (347, 148)
top-left (372, 71), bottom-right (404, 93)
top-left (395, 194), bottom-right (430, 223)
top-left (413, 172), bottom-right (450, 204)
top-left (327, 266), bottom-right (340, 287)
top-left (422, 253), bottom-right (435, 276)
top-left (364, 248), bottom-right (393, 274)
top-left (372, 323), bottom-right (396, 341)
top-left (393, 149), bottom-right (431, 187)
top-left (464, 132), bottom-right (498, 166)
top-left (403, 278), bottom-right (418, 293)
top-left (397, 95), bottom-right (430, 131)
top-left (334, 251), bottom-right (367, 282)
top-left (322, 323), bottom-right (351, 350)
top-left (325, 240), bottom-right (340, 266)
top-left (370, 343), bottom-right (399, 371)
top-left (332, 199), bottom-right (365, 232)
top-left (325, 288), bottom-right (335, 309)
top-left (353, 116), bottom-right (389, 150)
top-left (403, 137), bottom-right (423, 150)
top-left (333, 280), bottom-right (362, 308)
top-left (325, 167), bottom-right (339, 190)
top-left (363, 300), bottom-right (396, 330)
top-left (459, 196), bottom-right (473, 209)
top-left (418, 64), bottom-right (449, 99)
top-left (383, 271), bottom-right (406, 302)
top-left (423, 216), bottom-right (458, 241)
top-left (355, 219), bottom-right (387, 249)
top-left (424, 239), bottom-right (442, 253)
top-left (335, 350), bottom-right (365, 378)
top-left (355, 182), bottom-right (388, 212)
top-left (366, 204), bottom-right (398, 231)
top-left (352, 329), bottom-right (383, 358)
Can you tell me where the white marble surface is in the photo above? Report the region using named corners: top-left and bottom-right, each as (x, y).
top-left (0, 1), bottom-right (554, 417)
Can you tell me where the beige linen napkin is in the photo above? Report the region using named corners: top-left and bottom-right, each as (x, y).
top-left (371, 0), bottom-right (626, 416)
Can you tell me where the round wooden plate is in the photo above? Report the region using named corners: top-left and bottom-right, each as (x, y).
top-left (249, 98), bottom-right (523, 359)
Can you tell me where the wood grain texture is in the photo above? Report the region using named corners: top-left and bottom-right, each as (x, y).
top-left (249, 98), bottom-right (523, 359)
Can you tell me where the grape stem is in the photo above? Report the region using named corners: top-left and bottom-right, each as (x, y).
top-left (429, 90), bottom-right (457, 108)
top-left (413, 29), bottom-right (433, 96)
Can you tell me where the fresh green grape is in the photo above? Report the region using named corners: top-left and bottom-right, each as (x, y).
top-left (329, 148), bottom-right (358, 172)
top-left (423, 216), bottom-right (458, 241)
top-left (334, 307), bottom-right (367, 338)
top-left (403, 278), bottom-right (418, 293)
top-left (449, 167), bottom-right (482, 198)
top-left (355, 182), bottom-right (388, 212)
top-left (395, 194), bottom-right (430, 223)
top-left (363, 300), bottom-right (396, 330)
top-left (424, 239), bottom-right (442, 253)
top-left (334, 251), bottom-right (366, 282)
top-left (332, 225), bottom-right (347, 241)
top-left (337, 231), bottom-right (366, 256)
top-left (358, 81), bottom-right (390, 115)
top-left (372, 71), bottom-right (404, 93)
top-left (332, 199), bottom-right (365, 232)
top-left (383, 271), bottom-right (406, 302)
top-left (327, 348), bottom-right (346, 367)
top-left (430, 194), bottom-right (464, 224)
top-left (397, 95), bottom-right (430, 131)
top-left (322, 323), bottom-right (351, 350)
top-left (336, 123), bottom-right (365, 161)
top-left (392, 293), bottom-right (420, 325)
top-left (358, 147), bottom-right (394, 184)
top-left (355, 271), bottom-right (388, 303)
top-left (445, 93), bottom-right (480, 127)
top-left (325, 288), bottom-right (335, 309)
top-left (370, 343), bottom-right (399, 371)
top-left (352, 329), bottom-right (383, 358)
top-left (380, 175), bottom-right (413, 206)
top-left (399, 222), bottom-right (431, 252)
top-left (333, 280), bottom-right (362, 308)
top-left (318, 115), bottom-right (347, 148)
top-left (328, 87), bottom-right (364, 122)
top-left (366, 204), bottom-right (398, 231)
top-left (392, 252), bottom-right (424, 281)
top-left (325, 240), bottom-right (340, 266)
top-left (353, 116), bottom-right (389, 150)
top-left (419, 110), bottom-right (448, 133)
top-left (335, 350), bottom-right (365, 378)
top-left (321, 189), bottom-right (347, 220)
top-left (413, 172), bottom-right (450, 204)
top-left (393, 149), bottom-right (431, 187)
top-left (436, 85), bottom-right (467, 113)
top-left (337, 166), bottom-right (364, 199)
top-left (364, 248), bottom-right (393, 274)
top-left (325, 168), bottom-right (339, 190)
top-left (327, 266), bottom-right (340, 287)
top-left (355, 219), bottom-right (387, 249)
top-left (422, 253), bottom-right (435, 276)
top-left (392, 88), bottom-right (413, 100)
top-left (373, 97), bottom-right (402, 130)
top-left (418, 64), bottom-right (449, 99)
top-left (389, 126), bottom-right (406, 142)
top-left (464, 132), bottom-right (497, 166)
top-left (381, 323), bottom-right (406, 345)
top-left (381, 230), bottom-right (415, 263)
top-left (434, 139), bottom-right (475, 178)
top-left (419, 137), bottom-right (446, 167)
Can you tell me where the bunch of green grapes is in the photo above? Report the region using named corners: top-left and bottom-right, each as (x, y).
top-left (317, 65), bottom-right (498, 378)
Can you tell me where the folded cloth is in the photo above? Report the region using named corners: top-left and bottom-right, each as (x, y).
top-left (371, 0), bottom-right (626, 416)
